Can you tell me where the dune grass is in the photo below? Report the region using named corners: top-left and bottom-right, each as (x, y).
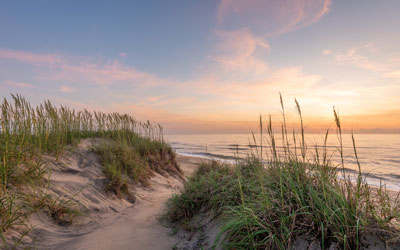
top-left (162, 96), bottom-right (400, 249)
top-left (1, 94), bottom-right (166, 190)
top-left (0, 94), bottom-right (178, 238)
top-left (93, 134), bottom-right (181, 197)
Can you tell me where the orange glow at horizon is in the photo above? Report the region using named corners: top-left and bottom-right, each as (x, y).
top-left (1, 1), bottom-right (399, 134)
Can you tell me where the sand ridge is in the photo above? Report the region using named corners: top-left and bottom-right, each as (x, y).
top-left (9, 139), bottom-right (204, 250)
top-left (4, 139), bottom-right (398, 249)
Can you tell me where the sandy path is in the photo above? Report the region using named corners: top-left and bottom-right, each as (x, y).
top-left (24, 142), bottom-right (395, 250)
top-left (54, 155), bottom-right (201, 250)
top-left (8, 139), bottom-right (397, 250)
top-left (17, 139), bottom-right (203, 250)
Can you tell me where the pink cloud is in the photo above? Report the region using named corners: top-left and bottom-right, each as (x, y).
top-left (147, 96), bottom-right (161, 102)
top-left (217, 0), bottom-right (331, 36)
top-left (322, 49), bottom-right (332, 55)
top-left (119, 52), bottom-right (127, 58)
top-left (0, 48), bottom-right (163, 86)
top-left (0, 49), bottom-right (61, 65)
top-left (4, 80), bottom-right (35, 88)
top-left (335, 48), bottom-right (383, 71)
top-left (224, 67), bottom-right (319, 95)
top-left (335, 44), bottom-right (400, 79)
top-left (211, 1), bottom-right (330, 78)
top-left (60, 85), bottom-right (74, 93)
top-left (52, 60), bottom-right (160, 86)
top-left (211, 29), bottom-right (269, 76)
top-left (215, 29), bottom-right (270, 53)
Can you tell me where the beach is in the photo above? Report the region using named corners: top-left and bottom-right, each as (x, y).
top-left (166, 133), bottom-right (400, 191)
top-left (3, 147), bottom-right (205, 250)
top-left (1, 96), bottom-right (399, 250)
top-left (3, 1), bottom-right (400, 249)
top-left (2, 143), bottom-right (399, 250)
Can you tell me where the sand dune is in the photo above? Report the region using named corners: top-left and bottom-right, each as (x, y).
top-left (46, 173), bottom-right (182, 250)
top-left (13, 139), bottom-right (204, 250)
top-left (4, 138), bottom-right (398, 250)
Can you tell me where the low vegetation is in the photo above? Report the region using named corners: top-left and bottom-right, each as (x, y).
top-left (0, 94), bottom-right (179, 244)
top-left (93, 135), bottom-right (181, 197)
top-left (162, 95), bottom-right (400, 249)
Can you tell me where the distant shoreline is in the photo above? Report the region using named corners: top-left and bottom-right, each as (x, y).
top-left (176, 152), bottom-right (400, 194)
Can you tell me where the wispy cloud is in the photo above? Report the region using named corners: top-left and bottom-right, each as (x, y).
top-left (205, 67), bottom-right (321, 103)
top-left (4, 80), bottom-right (35, 88)
top-left (335, 43), bottom-right (400, 79)
top-left (0, 49), bottom-right (163, 86)
top-left (52, 60), bottom-right (161, 86)
top-left (211, 29), bottom-right (269, 77)
top-left (1, 46), bottom-right (397, 133)
top-left (322, 49), bottom-right (332, 55)
top-left (60, 85), bottom-right (75, 93)
top-left (217, 0), bottom-right (332, 36)
top-left (0, 49), bottom-right (61, 65)
top-left (211, 0), bottom-right (331, 80)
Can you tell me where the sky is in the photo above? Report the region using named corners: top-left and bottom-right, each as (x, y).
top-left (1, 0), bottom-right (399, 134)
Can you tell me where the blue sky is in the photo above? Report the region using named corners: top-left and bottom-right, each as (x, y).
top-left (1, 0), bottom-right (399, 133)
top-left (0, 1), bottom-right (217, 78)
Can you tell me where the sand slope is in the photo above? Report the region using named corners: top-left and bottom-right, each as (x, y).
top-left (5, 139), bottom-right (397, 250)
top-left (50, 172), bottom-right (182, 250)
top-left (11, 139), bottom-right (203, 250)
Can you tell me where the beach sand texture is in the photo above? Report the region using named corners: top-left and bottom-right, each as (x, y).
top-left (4, 139), bottom-right (398, 250)
top-left (13, 139), bottom-right (202, 250)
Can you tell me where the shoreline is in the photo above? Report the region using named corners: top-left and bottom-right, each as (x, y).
top-left (167, 133), bottom-right (400, 191)
top-left (2, 148), bottom-right (398, 249)
top-left (164, 154), bottom-right (400, 249)
top-left (176, 152), bottom-right (400, 194)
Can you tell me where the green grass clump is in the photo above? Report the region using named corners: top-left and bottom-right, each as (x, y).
top-left (0, 94), bottom-right (178, 236)
top-left (0, 194), bottom-right (25, 231)
top-left (93, 133), bottom-right (181, 197)
top-left (162, 96), bottom-right (400, 249)
top-left (165, 156), bottom-right (400, 249)
top-left (0, 94), bottom-right (166, 194)
top-left (162, 161), bottom-right (236, 223)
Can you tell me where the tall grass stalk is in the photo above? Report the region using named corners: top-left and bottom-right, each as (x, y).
top-left (0, 94), bottom-right (165, 192)
top-left (163, 97), bottom-right (400, 249)
top-left (0, 94), bottom-right (176, 236)
top-left (333, 106), bottom-right (345, 174)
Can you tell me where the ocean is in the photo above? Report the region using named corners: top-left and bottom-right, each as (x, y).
top-left (165, 133), bottom-right (400, 191)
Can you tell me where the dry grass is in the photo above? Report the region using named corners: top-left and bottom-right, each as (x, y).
top-left (162, 96), bottom-right (400, 249)
top-left (0, 94), bottom-right (179, 244)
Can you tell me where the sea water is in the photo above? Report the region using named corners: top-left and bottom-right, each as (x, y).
top-left (166, 133), bottom-right (400, 191)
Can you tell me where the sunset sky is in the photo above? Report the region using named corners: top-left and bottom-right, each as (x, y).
top-left (1, 0), bottom-right (399, 134)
